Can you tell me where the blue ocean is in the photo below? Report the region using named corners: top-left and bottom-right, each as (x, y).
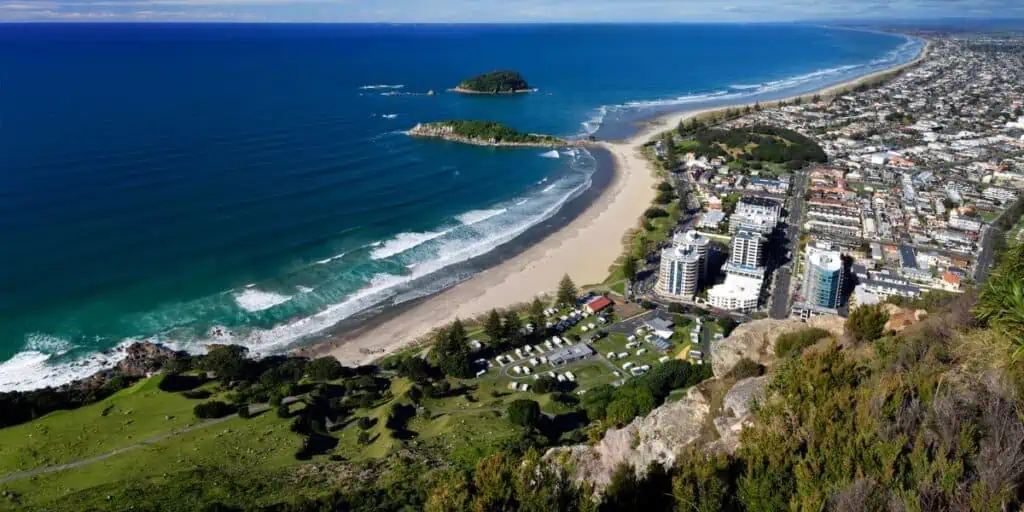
top-left (0, 23), bottom-right (921, 390)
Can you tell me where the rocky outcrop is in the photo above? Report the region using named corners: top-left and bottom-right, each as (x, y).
top-left (116, 342), bottom-right (180, 377)
top-left (882, 304), bottom-right (928, 332)
top-left (711, 316), bottom-right (845, 377)
top-left (710, 376), bottom-right (768, 454)
top-left (545, 387), bottom-right (709, 489)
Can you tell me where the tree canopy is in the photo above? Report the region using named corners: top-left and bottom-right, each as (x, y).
top-left (457, 70), bottom-right (531, 93)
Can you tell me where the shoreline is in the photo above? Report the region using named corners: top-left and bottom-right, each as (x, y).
top-left (449, 87), bottom-right (538, 95)
top-left (311, 37), bottom-right (932, 367)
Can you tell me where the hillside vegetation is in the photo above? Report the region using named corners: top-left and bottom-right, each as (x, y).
top-left (5, 246), bottom-right (1024, 511)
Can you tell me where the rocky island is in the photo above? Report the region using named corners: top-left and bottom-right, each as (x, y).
top-left (451, 70), bottom-right (536, 94)
top-left (407, 121), bottom-right (567, 147)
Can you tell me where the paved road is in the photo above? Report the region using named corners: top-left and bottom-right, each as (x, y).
top-left (0, 397), bottom-right (299, 484)
top-left (769, 169), bottom-right (808, 319)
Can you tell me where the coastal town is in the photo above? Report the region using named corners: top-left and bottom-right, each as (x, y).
top-left (635, 36), bottom-right (1024, 327)
top-left (6, 30), bottom-right (1024, 511)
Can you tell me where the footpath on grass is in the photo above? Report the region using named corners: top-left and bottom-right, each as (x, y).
top-left (0, 397), bottom-right (298, 485)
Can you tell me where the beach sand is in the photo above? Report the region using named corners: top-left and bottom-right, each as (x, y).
top-left (320, 135), bottom-right (658, 365)
top-left (318, 39), bottom-right (931, 366)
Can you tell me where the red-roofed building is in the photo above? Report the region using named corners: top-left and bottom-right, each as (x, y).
top-left (941, 272), bottom-right (961, 291)
top-left (585, 296), bottom-right (613, 314)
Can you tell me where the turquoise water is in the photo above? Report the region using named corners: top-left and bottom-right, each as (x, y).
top-left (0, 23), bottom-right (921, 390)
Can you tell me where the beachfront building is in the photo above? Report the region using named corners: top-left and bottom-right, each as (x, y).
top-left (674, 230), bottom-right (711, 277)
top-left (657, 246), bottom-right (702, 300)
top-left (657, 230), bottom-right (711, 301)
top-left (707, 274), bottom-right (762, 313)
top-left (730, 230), bottom-right (765, 268)
top-left (729, 196), bottom-right (782, 235)
top-left (802, 245), bottom-right (845, 309)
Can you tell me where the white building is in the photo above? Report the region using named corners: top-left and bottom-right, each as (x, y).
top-left (984, 186), bottom-right (1017, 203)
top-left (674, 230), bottom-right (711, 278)
top-left (707, 274), bottom-right (763, 313)
top-left (657, 246), bottom-right (701, 299)
top-left (730, 230), bottom-right (765, 268)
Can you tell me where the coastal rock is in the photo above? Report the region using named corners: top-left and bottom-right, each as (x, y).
top-left (116, 342), bottom-right (179, 377)
top-left (711, 316), bottom-right (845, 377)
top-left (710, 376), bottom-right (768, 454)
top-left (545, 387), bottom-right (709, 490)
top-left (882, 304), bottom-right (928, 332)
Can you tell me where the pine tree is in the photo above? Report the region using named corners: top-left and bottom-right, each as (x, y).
top-left (483, 309), bottom-right (504, 343)
top-left (503, 311), bottom-right (523, 346)
top-left (436, 319), bottom-right (472, 378)
top-left (622, 256), bottom-right (637, 282)
top-left (528, 298), bottom-right (546, 335)
top-left (556, 274), bottom-right (578, 307)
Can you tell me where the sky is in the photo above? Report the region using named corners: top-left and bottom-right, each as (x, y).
top-left (0, 0), bottom-right (1021, 23)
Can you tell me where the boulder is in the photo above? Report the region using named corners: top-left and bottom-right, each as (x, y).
top-left (711, 376), bottom-right (768, 454)
top-left (116, 342), bottom-right (179, 377)
top-left (545, 387), bottom-right (709, 490)
top-left (711, 316), bottom-right (845, 377)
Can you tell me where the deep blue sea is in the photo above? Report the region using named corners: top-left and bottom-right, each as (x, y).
top-left (0, 23), bottom-right (921, 390)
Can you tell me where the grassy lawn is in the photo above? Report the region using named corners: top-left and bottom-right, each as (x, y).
top-left (0, 376), bottom-right (207, 476)
top-left (1, 403), bottom-right (304, 511)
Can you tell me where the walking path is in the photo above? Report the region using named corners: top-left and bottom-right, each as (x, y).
top-left (0, 398), bottom-right (298, 484)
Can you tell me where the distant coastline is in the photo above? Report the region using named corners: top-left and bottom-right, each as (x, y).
top-left (311, 34), bottom-right (932, 368)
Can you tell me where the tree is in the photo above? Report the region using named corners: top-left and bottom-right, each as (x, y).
top-left (193, 401), bottom-right (234, 419)
top-left (200, 345), bottom-right (250, 382)
top-left (529, 297), bottom-right (546, 334)
top-left (846, 304), bottom-right (890, 343)
top-left (533, 376), bottom-right (558, 394)
top-left (484, 309), bottom-right (504, 343)
top-left (306, 356), bottom-right (343, 382)
top-left (425, 469), bottom-right (473, 512)
top-left (503, 311), bottom-right (523, 346)
top-left (507, 399), bottom-right (542, 429)
top-left (672, 449), bottom-right (732, 512)
top-left (622, 256), bottom-right (638, 282)
top-left (715, 317), bottom-right (738, 337)
top-left (435, 319), bottom-right (473, 378)
top-left (557, 274), bottom-right (578, 307)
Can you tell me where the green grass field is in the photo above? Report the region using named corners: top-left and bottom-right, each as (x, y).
top-left (0, 376), bottom-right (207, 476)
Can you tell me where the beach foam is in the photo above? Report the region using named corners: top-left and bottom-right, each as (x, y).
top-left (371, 229), bottom-right (454, 260)
top-left (457, 208), bottom-right (508, 226)
top-left (540, 150), bottom-right (560, 159)
top-left (382, 114), bottom-right (398, 119)
top-left (359, 84), bottom-right (405, 90)
top-left (0, 337), bottom-right (134, 392)
top-left (234, 288), bottom-right (293, 312)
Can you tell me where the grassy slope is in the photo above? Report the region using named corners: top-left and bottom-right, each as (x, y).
top-left (0, 376), bottom-right (201, 475)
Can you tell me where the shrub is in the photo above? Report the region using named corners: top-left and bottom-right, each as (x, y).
top-left (846, 304), bottom-right (890, 343)
top-left (276, 403), bottom-right (291, 418)
top-left (306, 356), bottom-right (344, 382)
top-left (644, 207), bottom-right (669, 219)
top-left (774, 327), bottom-right (830, 358)
top-left (182, 389), bottom-right (212, 400)
top-left (507, 399), bottom-right (542, 429)
top-left (237, 404), bottom-right (252, 419)
top-left (357, 416), bottom-right (376, 430)
top-left (726, 358), bottom-right (765, 380)
top-left (193, 401), bottom-right (234, 419)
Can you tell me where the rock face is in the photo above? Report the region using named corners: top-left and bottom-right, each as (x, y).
top-left (545, 387), bottom-right (710, 489)
top-left (710, 376), bottom-right (768, 454)
top-left (116, 342), bottom-right (179, 377)
top-left (711, 316), bottom-right (846, 377)
top-left (882, 304), bottom-right (928, 332)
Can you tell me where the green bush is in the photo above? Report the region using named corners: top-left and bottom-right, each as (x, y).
top-left (726, 358), bottom-right (765, 380)
top-left (846, 304), bottom-right (890, 343)
top-left (774, 327), bottom-right (830, 358)
top-left (193, 401), bottom-right (234, 419)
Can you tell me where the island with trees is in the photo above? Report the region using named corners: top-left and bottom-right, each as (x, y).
top-left (451, 70), bottom-right (535, 94)
top-left (407, 120), bottom-right (567, 147)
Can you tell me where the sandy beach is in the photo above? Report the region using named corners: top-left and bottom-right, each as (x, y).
top-left (318, 38), bottom-right (931, 366)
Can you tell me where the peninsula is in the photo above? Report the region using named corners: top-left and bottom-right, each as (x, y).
top-left (407, 121), bottom-right (566, 147)
top-left (451, 70), bottom-right (536, 94)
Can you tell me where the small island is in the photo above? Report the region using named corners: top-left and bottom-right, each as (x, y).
top-left (407, 121), bottom-right (566, 147)
top-left (451, 70), bottom-right (536, 95)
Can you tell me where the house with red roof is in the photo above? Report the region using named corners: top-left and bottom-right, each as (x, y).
top-left (585, 296), bottom-right (613, 315)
